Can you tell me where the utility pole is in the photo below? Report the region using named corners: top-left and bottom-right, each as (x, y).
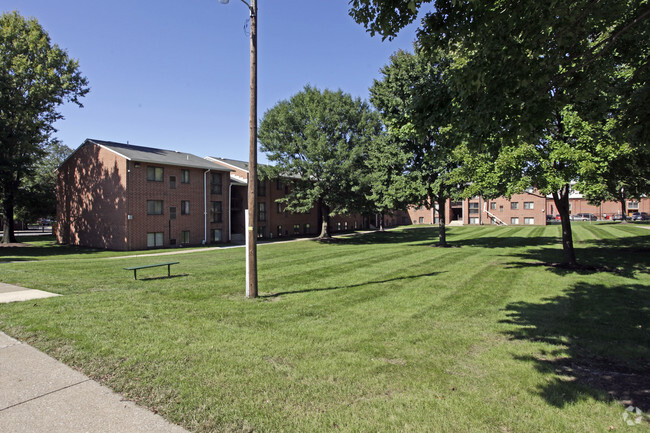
top-left (220, 0), bottom-right (258, 298)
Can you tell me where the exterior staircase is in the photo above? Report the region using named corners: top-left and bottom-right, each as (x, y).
top-left (484, 204), bottom-right (507, 225)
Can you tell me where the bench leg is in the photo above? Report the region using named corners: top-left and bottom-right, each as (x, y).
top-left (168, 264), bottom-right (171, 277)
top-left (134, 270), bottom-right (138, 280)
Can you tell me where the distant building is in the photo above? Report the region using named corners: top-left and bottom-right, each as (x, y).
top-left (405, 190), bottom-right (548, 226)
top-left (57, 139), bottom-right (649, 250)
top-left (206, 157), bottom-right (369, 240)
top-left (57, 139), bottom-right (231, 250)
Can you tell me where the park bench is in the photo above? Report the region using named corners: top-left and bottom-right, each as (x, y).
top-left (124, 261), bottom-right (179, 280)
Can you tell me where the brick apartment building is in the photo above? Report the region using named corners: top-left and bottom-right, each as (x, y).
top-left (57, 139), bottom-right (232, 250)
top-left (57, 140), bottom-right (647, 250)
top-left (405, 191), bottom-right (548, 226)
top-left (547, 192), bottom-right (650, 219)
top-left (206, 158), bottom-right (369, 240)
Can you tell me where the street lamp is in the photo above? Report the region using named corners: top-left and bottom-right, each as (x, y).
top-left (220, 0), bottom-right (258, 298)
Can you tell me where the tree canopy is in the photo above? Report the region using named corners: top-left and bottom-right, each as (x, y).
top-left (15, 140), bottom-right (72, 224)
top-left (350, 0), bottom-right (650, 265)
top-left (258, 85), bottom-right (382, 238)
top-left (0, 11), bottom-right (88, 242)
top-left (369, 49), bottom-right (466, 246)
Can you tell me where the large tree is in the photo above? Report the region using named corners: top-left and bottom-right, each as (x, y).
top-left (15, 140), bottom-right (73, 225)
top-left (370, 50), bottom-right (466, 247)
top-left (350, 0), bottom-right (649, 265)
top-left (258, 86), bottom-right (382, 239)
top-left (363, 133), bottom-right (412, 231)
top-left (0, 11), bottom-right (88, 243)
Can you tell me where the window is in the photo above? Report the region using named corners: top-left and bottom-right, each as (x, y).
top-left (304, 223), bottom-right (311, 234)
top-left (337, 222), bottom-right (342, 231)
top-left (169, 175), bottom-right (176, 189)
top-left (181, 169), bottom-right (190, 184)
top-left (277, 225), bottom-right (282, 237)
top-left (147, 166), bottom-right (163, 181)
top-left (419, 217), bottom-right (424, 224)
top-left (147, 200), bottom-right (163, 215)
top-left (210, 228), bottom-right (223, 242)
top-left (257, 226), bottom-right (265, 238)
top-left (276, 180), bottom-right (283, 190)
top-left (511, 202), bottom-right (519, 210)
top-left (258, 179), bottom-right (266, 197)
top-left (499, 205), bottom-right (504, 212)
top-left (628, 201), bottom-right (640, 210)
top-left (181, 230), bottom-right (190, 244)
top-left (524, 217), bottom-right (535, 225)
top-left (147, 232), bottom-right (163, 247)
top-left (169, 207), bottom-right (177, 219)
top-left (490, 202), bottom-right (497, 210)
top-left (469, 217), bottom-right (479, 224)
top-left (259, 203), bottom-right (266, 221)
top-left (293, 224), bottom-right (300, 234)
top-left (210, 201), bottom-right (222, 223)
top-left (469, 202), bottom-right (479, 214)
top-left (210, 173), bottom-right (222, 194)
top-left (181, 201), bottom-right (190, 215)
top-left (511, 217), bottom-right (520, 225)
top-left (344, 221), bottom-right (348, 230)
top-left (354, 221), bottom-right (358, 229)
top-left (524, 202), bottom-right (534, 210)
top-left (277, 202), bottom-right (283, 213)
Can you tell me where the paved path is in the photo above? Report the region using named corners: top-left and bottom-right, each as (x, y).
top-left (0, 285), bottom-right (190, 432)
top-left (0, 282), bottom-right (61, 304)
top-left (0, 332), bottom-right (190, 433)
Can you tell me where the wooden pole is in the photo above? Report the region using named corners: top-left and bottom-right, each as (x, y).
top-left (247, 0), bottom-right (258, 298)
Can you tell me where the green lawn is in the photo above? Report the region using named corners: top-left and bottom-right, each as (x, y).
top-left (1, 224), bottom-right (649, 432)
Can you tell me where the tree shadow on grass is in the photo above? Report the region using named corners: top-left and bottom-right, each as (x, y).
top-left (261, 271), bottom-right (443, 298)
top-left (502, 282), bottom-right (650, 411)
top-left (137, 274), bottom-right (189, 281)
top-left (0, 240), bottom-right (104, 261)
top-left (324, 227), bottom-right (441, 246)
top-left (331, 227), bottom-right (563, 249)
top-left (504, 241), bottom-right (650, 278)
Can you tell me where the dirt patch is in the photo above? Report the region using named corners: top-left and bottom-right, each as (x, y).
top-left (0, 243), bottom-right (31, 248)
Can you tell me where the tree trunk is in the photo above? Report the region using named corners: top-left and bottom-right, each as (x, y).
top-left (1, 186), bottom-right (18, 244)
top-left (619, 188), bottom-right (627, 222)
top-left (378, 213), bottom-right (385, 232)
top-left (553, 185), bottom-right (577, 266)
top-left (318, 201), bottom-right (331, 239)
top-left (437, 196), bottom-right (448, 247)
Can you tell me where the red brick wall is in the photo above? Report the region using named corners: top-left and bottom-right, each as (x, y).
top-left (125, 164), bottom-right (230, 250)
top-left (56, 143), bottom-right (129, 249)
top-left (482, 193), bottom-right (547, 225)
top-left (57, 142), bottom-right (231, 251)
top-left (405, 192), bottom-right (548, 226)
top-left (258, 179), bottom-right (319, 238)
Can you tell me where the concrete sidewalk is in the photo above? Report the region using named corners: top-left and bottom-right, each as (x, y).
top-left (0, 331), bottom-right (190, 432)
top-left (0, 282), bottom-right (61, 304)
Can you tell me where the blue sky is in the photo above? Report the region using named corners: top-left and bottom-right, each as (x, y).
top-left (4, 1), bottom-right (422, 163)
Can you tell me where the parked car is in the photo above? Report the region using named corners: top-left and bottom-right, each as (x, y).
top-left (631, 212), bottom-right (650, 221)
top-left (37, 218), bottom-right (52, 226)
top-left (571, 213), bottom-right (598, 221)
top-left (611, 213), bottom-right (625, 221)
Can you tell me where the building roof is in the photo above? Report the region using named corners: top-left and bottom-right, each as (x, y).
top-left (85, 139), bottom-right (231, 171)
top-left (208, 157), bottom-right (252, 173)
top-left (207, 157), bottom-right (302, 180)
